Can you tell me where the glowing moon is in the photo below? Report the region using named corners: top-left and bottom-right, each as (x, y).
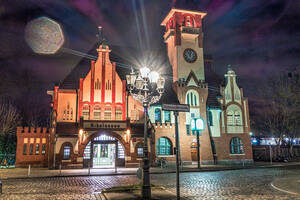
top-left (24, 17), bottom-right (64, 54)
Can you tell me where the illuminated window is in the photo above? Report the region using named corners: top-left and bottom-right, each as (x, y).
top-left (227, 111), bottom-right (233, 125)
top-left (94, 105), bottom-right (101, 120)
top-left (230, 137), bottom-right (244, 154)
top-left (155, 108), bottom-right (161, 123)
top-left (63, 146), bottom-right (71, 160)
top-left (227, 105), bottom-right (242, 126)
top-left (23, 144), bottom-right (27, 155)
top-left (35, 144), bottom-right (40, 155)
top-left (104, 107), bottom-right (111, 120)
top-left (137, 143), bottom-right (143, 158)
top-left (164, 111), bottom-right (171, 122)
top-left (186, 90), bottom-right (199, 106)
top-left (234, 111), bottom-right (241, 125)
top-left (157, 137), bottom-right (172, 155)
top-left (83, 105), bottom-right (90, 120)
top-left (42, 144), bottom-right (46, 155)
top-left (115, 107), bottom-right (122, 120)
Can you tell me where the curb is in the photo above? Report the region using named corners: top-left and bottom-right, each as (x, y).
top-left (2, 164), bottom-right (299, 180)
top-left (270, 182), bottom-right (300, 196)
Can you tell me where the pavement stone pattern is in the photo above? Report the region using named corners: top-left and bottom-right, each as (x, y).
top-left (1, 166), bottom-right (300, 200)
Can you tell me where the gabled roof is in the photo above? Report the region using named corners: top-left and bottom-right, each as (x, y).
top-left (205, 63), bottom-right (223, 108)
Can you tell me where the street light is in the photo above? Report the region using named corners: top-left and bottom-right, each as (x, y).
top-left (126, 67), bottom-right (165, 200)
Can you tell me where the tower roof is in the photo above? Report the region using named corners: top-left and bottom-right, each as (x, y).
top-left (161, 8), bottom-right (207, 26)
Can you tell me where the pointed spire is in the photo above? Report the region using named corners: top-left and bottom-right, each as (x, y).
top-left (96, 26), bottom-right (107, 48)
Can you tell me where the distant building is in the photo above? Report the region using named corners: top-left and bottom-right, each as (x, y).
top-left (16, 8), bottom-right (253, 168)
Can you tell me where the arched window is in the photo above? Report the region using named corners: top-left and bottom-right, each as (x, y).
top-left (186, 90), bottom-right (199, 106)
top-left (94, 105), bottom-right (101, 120)
top-left (136, 143), bottom-right (143, 158)
top-left (155, 108), bottom-right (161, 123)
top-left (226, 105), bottom-right (243, 126)
top-left (63, 146), bottom-right (71, 160)
top-left (83, 105), bottom-right (90, 120)
top-left (164, 111), bottom-right (171, 123)
top-left (230, 137), bottom-right (244, 154)
top-left (157, 137), bottom-right (172, 155)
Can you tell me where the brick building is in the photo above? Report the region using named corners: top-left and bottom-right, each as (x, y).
top-left (16, 8), bottom-right (253, 168)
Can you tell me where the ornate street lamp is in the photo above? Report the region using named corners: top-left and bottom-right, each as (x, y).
top-left (126, 67), bottom-right (165, 200)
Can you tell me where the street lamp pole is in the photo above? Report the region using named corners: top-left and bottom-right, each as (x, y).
top-left (126, 67), bottom-right (165, 200)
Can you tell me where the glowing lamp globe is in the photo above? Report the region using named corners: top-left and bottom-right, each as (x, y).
top-left (140, 67), bottom-right (150, 78)
top-left (149, 71), bottom-right (159, 83)
top-left (24, 16), bottom-right (64, 54)
top-left (135, 76), bottom-right (144, 90)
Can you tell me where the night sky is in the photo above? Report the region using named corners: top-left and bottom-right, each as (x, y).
top-left (1, 0), bottom-right (300, 109)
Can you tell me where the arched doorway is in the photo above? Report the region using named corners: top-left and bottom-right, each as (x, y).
top-left (83, 134), bottom-right (125, 168)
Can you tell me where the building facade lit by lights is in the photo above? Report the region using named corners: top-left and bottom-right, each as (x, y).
top-left (15, 8), bottom-right (253, 168)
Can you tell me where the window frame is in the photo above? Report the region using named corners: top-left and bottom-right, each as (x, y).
top-left (157, 137), bottom-right (172, 155)
top-left (137, 143), bottom-right (143, 158)
top-left (23, 144), bottom-right (27, 155)
top-left (230, 137), bottom-right (244, 154)
top-left (63, 146), bottom-right (71, 160)
top-left (154, 108), bottom-right (161, 123)
top-left (35, 144), bottom-right (40, 155)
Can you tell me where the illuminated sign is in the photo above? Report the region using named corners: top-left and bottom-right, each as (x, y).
top-left (191, 118), bottom-right (204, 131)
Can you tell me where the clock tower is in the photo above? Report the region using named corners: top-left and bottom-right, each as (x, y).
top-left (161, 8), bottom-right (207, 83)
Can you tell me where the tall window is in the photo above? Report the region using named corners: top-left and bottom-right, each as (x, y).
top-left (186, 124), bottom-right (191, 136)
top-left (186, 90), bottom-right (199, 106)
top-left (94, 105), bottom-right (101, 120)
top-left (29, 144), bottom-right (33, 155)
top-left (227, 105), bottom-right (242, 126)
top-left (234, 111), bottom-right (241, 125)
top-left (83, 105), bottom-right (90, 120)
top-left (35, 144), bottom-right (40, 155)
top-left (104, 107), bottom-right (111, 120)
top-left (137, 143), bottom-right (143, 158)
top-left (157, 137), bottom-right (172, 155)
top-left (63, 146), bottom-right (71, 160)
top-left (230, 137), bottom-right (244, 154)
top-left (227, 111), bottom-right (233, 125)
top-left (155, 108), bottom-right (161, 123)
top-left (23, 144), bottom-right (27, 155)
top-left (164, 111), bottom-right (171, 122)
top-left (115, 106), bottom-right (122, 120)
top-left (208, 111), bottom-right (213, 126)
top-left (42, 144), bottom-right (46, 155)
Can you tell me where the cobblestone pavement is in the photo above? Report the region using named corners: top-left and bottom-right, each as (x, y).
top-left (1, 166), bottom-right (300, 200)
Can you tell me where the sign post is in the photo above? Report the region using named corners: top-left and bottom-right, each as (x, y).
top-left (191, 118), bottom-right (204, 169)
top-left (162, 104), bottom-right (190, 200)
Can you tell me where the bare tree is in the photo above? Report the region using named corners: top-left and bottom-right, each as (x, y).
top-left (0, 99), bottom-right (20, 135)
top-left (259, 69), bottom-right (300, 160)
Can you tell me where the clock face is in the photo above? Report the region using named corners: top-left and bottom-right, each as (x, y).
top-left (183, 48), bottom-right (197, 63)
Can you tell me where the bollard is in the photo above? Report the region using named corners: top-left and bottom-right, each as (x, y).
top-left (28, 164), bottom-right (31, 177)
top-left (88, 162), bottom-right (90, 175)
top-left (115, 165), bottom-right (117, 174)
top-left (0, 180), bottom-right (2, 195)
top-left (59, 164), bottom-right (62, 176)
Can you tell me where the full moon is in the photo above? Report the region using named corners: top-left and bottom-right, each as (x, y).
top-left (24, 16), bottom-right (64, 54)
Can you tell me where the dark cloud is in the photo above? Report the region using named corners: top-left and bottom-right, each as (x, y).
top-left (0, 0), bottom-right (299, 101)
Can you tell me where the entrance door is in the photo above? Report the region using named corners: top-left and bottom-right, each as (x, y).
top-left (92, 143), bottom-right (116, 168)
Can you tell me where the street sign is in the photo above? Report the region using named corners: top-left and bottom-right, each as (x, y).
top-left (162, 104), bottom-right (190, 112)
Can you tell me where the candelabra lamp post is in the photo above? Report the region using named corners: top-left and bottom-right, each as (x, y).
top-left (126, 67), bottom-right (165, 200)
